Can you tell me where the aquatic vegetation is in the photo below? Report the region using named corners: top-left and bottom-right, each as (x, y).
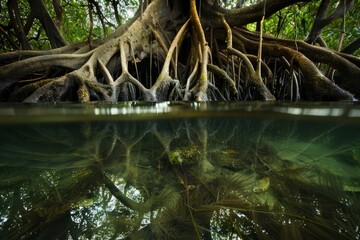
top-left (0, 116), bottom-right (360, 239)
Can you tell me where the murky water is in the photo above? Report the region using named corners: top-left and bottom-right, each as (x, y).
top-left (0, 102), bottom-right (359, 240)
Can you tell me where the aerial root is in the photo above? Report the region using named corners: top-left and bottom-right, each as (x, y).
top-left (98, 59), bottom-right (114, 85)
top-left (235, 28), bottom-right (360, 98)
top-left (184, 60), bottom-right (199, 100)
top-left (188, 0), bottom-right (210, 101)
top-left (154, 77), bottom-right (184, 101)
top-left (222, 18), bottom-right (275, 100)
top-left (245, 54), bottom-right (273, 78)
top-left (234, 31), bottom-right (356, 100)
top-left (151, 28), bottom-right (177, 73)
top-left (108, 40), bottom-right (155, 100)
top-left (207, 83), bottom-right (227, 101)
top-left (207, 64), bottom-right (237, 96)
top-left (150, 19), bottom-right (190, 100)
top-left (116, 72), bottom-right (155, 100)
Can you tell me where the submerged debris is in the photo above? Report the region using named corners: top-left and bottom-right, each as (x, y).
top-left (169, 146), bottom-right (202, 166)
top-left (253, 177), bottom-right (270, 193)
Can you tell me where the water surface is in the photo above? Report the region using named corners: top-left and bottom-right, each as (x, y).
top-left (0, 102), bottom-right (359, 239)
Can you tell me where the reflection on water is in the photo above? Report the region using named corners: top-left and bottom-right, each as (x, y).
top-left (0, 103), bottom-right (360, 240)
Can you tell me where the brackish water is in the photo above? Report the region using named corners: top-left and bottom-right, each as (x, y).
top-left (0, 102), bottom-right (359, 240)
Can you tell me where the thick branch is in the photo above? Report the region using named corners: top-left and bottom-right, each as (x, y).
top-left (208, 0), bottom-right (311, 27)
top-left (0, 43), bottom-right (87, 66)
top-left (0, 25), bottom-right (19, 50)
top-left (52, 0), bottom-right (63, 30)
top-left (7, 0), bottom-right (30, 50)
top-left (306, 0), bottom-right (355, 44)
top-left (0, 52), bottom-right (92, 81)
top-left (341, 38), bottom-right (360, 55)
top-left (28, 0), bottom-right (67, 48)
top-left (22, 75), bottom-right (75, 102)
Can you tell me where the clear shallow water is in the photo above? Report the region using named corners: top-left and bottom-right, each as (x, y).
top-left (0, 102), bottom-right (359, 240)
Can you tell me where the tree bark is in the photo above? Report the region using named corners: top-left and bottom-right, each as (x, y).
top-left (27, 0), bottom-right (67, 48)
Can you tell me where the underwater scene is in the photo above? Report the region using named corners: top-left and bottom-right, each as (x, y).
top-left (0, 102), bottom-right (360, 240)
